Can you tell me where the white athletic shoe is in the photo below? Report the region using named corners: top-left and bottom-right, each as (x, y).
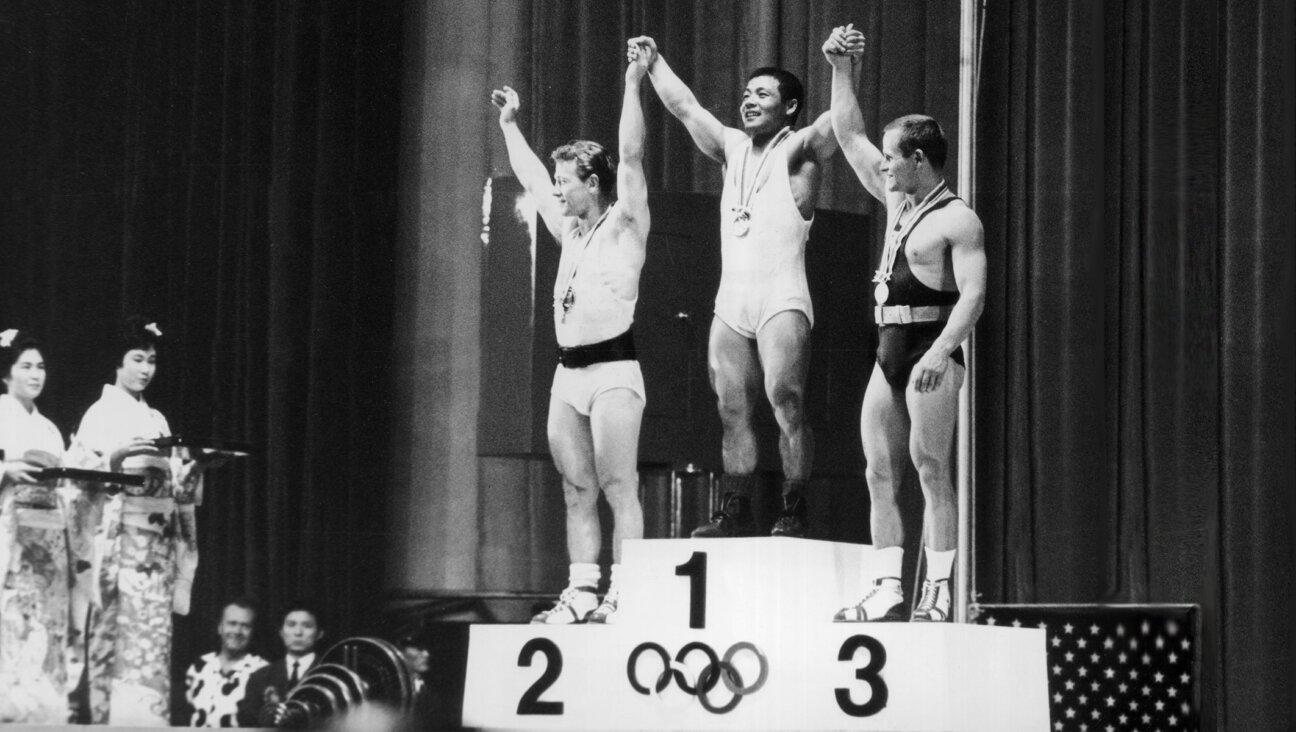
top-left (833, 578), bottom-right (907, 622)
top-left (587, 586), bottom-right (620, 624)
top-left (910, 578), bottom-right (951, 622)
top-left (530, 586), bottom-right (599, 625)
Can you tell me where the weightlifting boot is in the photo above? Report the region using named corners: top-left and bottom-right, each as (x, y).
top-left (691, 492), bottom-right (759, 538)
top-left (770, 484), bottom-right (808, 537)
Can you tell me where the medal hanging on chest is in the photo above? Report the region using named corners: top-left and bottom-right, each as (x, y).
top-left (733, 208), bottom-right (752, 237)
top-left (873, 281), bottom-right (890, 305)
top-left (873, 181), bottom-right (953, 307)
top-left (732, 127), bottom-right (791, 238)
top-left (557, 208), bottom-right (611, 323)
top-left (560, 286), bottom-right (576, 322)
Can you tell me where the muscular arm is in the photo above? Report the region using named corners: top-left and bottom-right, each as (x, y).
top-left (490, 86), bottom-right (566, 240)
top-left (912, 209), bottom-right (986, 392)
top-left (617, 47), bottom-right (651, 238)
top-left (825, 28), bottom-right (886, 202)
top-left (787, 109), bottom-right (840, 168)
top-left (628, 36), bottom-right (736, 163)
top-left (930, 212), bottom-right (987, 357)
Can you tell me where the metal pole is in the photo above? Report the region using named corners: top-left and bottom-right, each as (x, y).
top-left (954, 0), bottom-right (981, 624)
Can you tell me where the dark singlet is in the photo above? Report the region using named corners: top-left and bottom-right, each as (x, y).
top-left (877, 198), bottom-right (965, 388)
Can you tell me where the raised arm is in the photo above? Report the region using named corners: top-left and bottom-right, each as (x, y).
top-left (616, 43), bottom-right (651, 237)
top-left (490, 86), bottom-right (566, 239)
top-left (786, 109), bottom-right (840, 169)
top-left (824, 25), bottom-right (886, 202)
top-left (628, 35), bottom-right (736, 163)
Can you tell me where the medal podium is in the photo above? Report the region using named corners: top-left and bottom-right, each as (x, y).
top-left (462, 538), bottom-right (1049, 730)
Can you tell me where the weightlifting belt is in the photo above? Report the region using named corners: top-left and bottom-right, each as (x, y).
top-left (557, 329), bottom-right (637, 369)
top-left (874, 304), bottom-right (954, 325)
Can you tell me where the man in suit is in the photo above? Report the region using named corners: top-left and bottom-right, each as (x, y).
top-left (236, 603), bottom-right (325, 726)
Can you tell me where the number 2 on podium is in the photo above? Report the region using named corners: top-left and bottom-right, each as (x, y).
top-left (675, 551), bottom-right (707, 629)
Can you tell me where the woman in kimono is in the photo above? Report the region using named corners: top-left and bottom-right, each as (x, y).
top-left (0, 328), bottom-right (75, 723)
top-left (68, 317), bottom-right (205, 725)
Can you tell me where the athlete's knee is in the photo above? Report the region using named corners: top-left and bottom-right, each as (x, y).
top-left (714, 382), bottom-right (755, 427)
top-left (863, 459), bottom-right (901, 496)
top-left (599, 471), bottom-right (640, 511)
top-left (766, 379), bottom-right (806, 427)
top-left (561, 478), bottom-right (599, 511)
top-left (911, 450), bottom-right (953, 495)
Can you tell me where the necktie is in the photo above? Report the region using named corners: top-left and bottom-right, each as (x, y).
top-left (289, 660), bottom-right (300, 686)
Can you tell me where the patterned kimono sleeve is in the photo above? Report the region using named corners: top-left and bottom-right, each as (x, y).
top-left (172, 463), bottom-right (201, 616)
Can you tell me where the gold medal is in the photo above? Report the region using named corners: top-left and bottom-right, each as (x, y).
top-left (874, 281), bottom-right (889, 305)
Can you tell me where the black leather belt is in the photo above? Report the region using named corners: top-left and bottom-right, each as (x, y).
top-left (557, 329), bottom-right (637, 369)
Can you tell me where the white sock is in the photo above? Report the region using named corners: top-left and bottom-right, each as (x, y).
top-left (924, 547), bottom-right (956, 582)
top-left (871, 546), bottom-right (904, 586)
top-left (569, 563), bottom-right (600, 590)
top-left (608, 563), bottom-right (621, 589)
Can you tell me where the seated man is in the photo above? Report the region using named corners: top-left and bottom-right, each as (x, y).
top-left (183, 598), bottom-right (268, 727)
top-left (236, 602), bottom-right (325, 726)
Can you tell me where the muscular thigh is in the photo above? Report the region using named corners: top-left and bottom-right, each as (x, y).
top-left (547, 394), bottom-right (597, 486)
top-left (755, 310), bottom-right (811, 398)
top-left (861, 362), bottom-right (910, 459)
top-left (905, 362), bottom-right (963, 461)
top-left (708, 316), bottom-right (761, 401)
top-left (589, 389), bottom-right (645, 484)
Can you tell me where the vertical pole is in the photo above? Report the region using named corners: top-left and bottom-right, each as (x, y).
top-left (955, 0), bottom-right (980, 624)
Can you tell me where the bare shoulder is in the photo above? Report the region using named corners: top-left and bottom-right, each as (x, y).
top-left (720, 128), bottom-right (750, 162)
top-left (938, 199), bottom-right (984, 244)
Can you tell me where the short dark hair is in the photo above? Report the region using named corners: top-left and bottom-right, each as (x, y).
top-left (550, 140), bottom-right (616, 199)
top-left (279, 600), bottom-right (324, 629)
top-left (747, 66), bottom-right (806, 127)
top-left (1, 329), bottom-right (41, 375)
top-left (115, 315), bottom-right (164, 366)
top-left (883, 114), bottom-right (949, 170)
top-left (222, 596), bottom-right (258, 617)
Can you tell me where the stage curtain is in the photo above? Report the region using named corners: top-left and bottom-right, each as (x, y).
top-left (974, 0), bottom-right (1295, 728)
top-left (389, 0), bottom-right (963, 595)
top-left (0, 0), bottom-right (405, 696)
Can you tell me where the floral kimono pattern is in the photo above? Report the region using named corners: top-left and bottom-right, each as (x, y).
top-left (69, 385), bottom-right (200, 726)
top-left (0, 393), bottom-right (75, 724)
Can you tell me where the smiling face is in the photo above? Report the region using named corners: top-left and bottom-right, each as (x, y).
top-left (739, 75), bottom-right (796, 136)
top-left (880, 128), bottom-right (921, 194)
top-left (218, 604), bottom-right (255, 657)
top-left (4, 348), bottom-right (45, 406)
top-left (115, 346), bottom-right (157, 397)
top-left (552, 159), bottom-right (598, 218)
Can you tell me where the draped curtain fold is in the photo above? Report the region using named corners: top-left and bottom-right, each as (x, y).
top-left (974, 0), bottom-right (1295, 728)
top-left (0, 1), bottom-right (404, 707)
top-left (435, 0), bottom-right (962, 594)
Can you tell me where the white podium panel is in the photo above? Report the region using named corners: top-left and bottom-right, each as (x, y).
top-left (462, 622), bottom-right (1048, 730)
top-left (616, 537), bottom-right (871, 631)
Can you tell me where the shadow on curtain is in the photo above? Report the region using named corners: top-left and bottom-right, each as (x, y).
top-left (0, 2), bottom-right (405, 717)
top-left (974, 0), bottom-right (1295, 728)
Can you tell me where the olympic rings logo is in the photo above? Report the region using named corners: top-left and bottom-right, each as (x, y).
top-left (625, 641), bottom-right (769, 714)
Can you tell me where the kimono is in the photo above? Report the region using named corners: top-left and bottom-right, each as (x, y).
top-left (68, 384), bottom-right (200, 726)
top-left (0, 392), bottom-right (74, 724)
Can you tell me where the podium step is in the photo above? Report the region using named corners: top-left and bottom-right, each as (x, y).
top-left (616, 537), bottom-right (871, 631)
top-left (462, 622), bottom-right (1048, 730)
top-left (463, 539), bottom-right (1049, 730)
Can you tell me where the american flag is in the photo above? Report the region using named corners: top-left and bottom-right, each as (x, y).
top-left (972, 604), bottom-right (1200, 732)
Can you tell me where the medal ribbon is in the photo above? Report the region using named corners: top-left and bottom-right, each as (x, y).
top-left (733, 127), bottom-right (793, 221)
top-left (873, 180), bottom-right (954, 288)
top-left (556, 207), bottom-right (612, 320)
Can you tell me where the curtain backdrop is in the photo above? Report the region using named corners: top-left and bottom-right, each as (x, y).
top-left (0, 1), bottom-right (404, 716)
top-left (974, 0), bottom-right (1295, 729)
top-left (389, 0), bottom-right (963, 594)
